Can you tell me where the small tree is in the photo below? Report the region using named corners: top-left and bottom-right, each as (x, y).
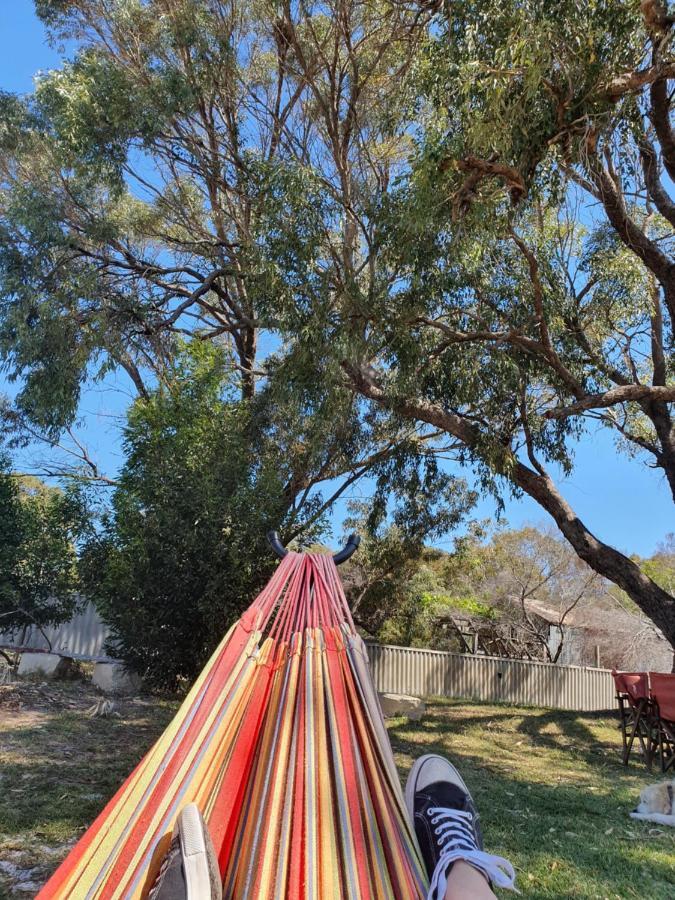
top-left (0, 458), bottom-right (85, 640)
top-left (81, 343), bottom-right (331, 689)
top-left (340, 483), bottom-right (478, 640)
top-left (480, 527), bottom-right (599, 663)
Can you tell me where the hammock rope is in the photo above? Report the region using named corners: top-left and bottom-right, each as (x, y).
top-left (38, 552), bottom-right (428, 899)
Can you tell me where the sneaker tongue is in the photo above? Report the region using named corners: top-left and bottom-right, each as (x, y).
top-left (426, 781), bottom-right (471, 813)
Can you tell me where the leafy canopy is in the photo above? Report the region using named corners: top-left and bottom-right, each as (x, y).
top-left (0, 460), bottom-right (87, 635)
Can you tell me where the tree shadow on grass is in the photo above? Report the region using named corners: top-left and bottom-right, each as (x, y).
top-left (395, 698), bottom-right (641, 773)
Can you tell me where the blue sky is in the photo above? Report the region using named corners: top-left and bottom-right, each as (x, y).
top-left (1, 3), bottom-right (672, 558)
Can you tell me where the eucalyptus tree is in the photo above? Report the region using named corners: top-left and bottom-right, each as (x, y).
top-left (0, 0), bottom-right (444, 524)
top-left (0, 0), bottom-right (673, 655)
top-left (276, 0), bottom-right (674, 650)
top-left (338, 0), bottom-right (675, 651)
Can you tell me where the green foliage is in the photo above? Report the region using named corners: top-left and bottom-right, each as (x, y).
top-left (0, 458), bottom-right (86, 634)
top-left (424, 593), bottom-right (497, 621)
top-left (376, 580), bottom-right (496, 649)
top-left (420, 0), bottom-right (642, 185)
top-left (80, 343), bottom-right (324, 689)
top-left (0, 0), bottom-right (671, 655)
top-left (341, 477), bottom-right (478, 640)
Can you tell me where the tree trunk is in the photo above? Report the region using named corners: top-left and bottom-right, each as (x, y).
top-left (647, 398), bottom-right (675, 503)
top-left (344, 363), bottom-right (675, 653)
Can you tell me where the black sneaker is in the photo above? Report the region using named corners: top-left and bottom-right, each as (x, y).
top-left (405, 754), bottom-right (517, 898)
top-left (148, 803), bottom-right (222, 900)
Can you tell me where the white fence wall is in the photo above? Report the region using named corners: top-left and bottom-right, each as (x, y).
top-left (0, 601), bottom-right (112, 661)
top-left (366, 642), bottom-right (616, 711)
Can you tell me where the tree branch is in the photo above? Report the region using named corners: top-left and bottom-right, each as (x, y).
top-left (544, 384), bottom-right (675, 419)
top-left (605, 61), bottom-right (675, 99)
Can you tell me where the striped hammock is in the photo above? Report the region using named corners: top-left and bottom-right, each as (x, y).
top-left (38, 552), bottom-right (428, 899)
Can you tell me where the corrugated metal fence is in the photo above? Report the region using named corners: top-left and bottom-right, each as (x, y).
top-left (0, 601), bottom-right (112, 661)
top-left (2, 605), bottom-right (615, 710)
top-left (366, 642), bottom-right (615, 711)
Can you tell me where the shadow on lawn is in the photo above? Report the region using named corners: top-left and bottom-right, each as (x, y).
top-left (395, 700), bottom-right (626, 770)
top-left (516, 708), bottom-right (617, 761)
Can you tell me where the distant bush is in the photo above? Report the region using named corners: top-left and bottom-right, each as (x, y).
top-left (0, 458), bottom-right (87, 635)
top-left (422, 592), bottom-right (497, 620)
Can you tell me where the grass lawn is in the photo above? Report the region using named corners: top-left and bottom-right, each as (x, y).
top-left (0, 679), bottom-right (673, 899)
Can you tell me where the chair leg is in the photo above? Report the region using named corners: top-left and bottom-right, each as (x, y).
top-left (617, 696), bottom-right (630, 766)
top-left (625, 700), bottom-right (646, 765)
top-left (660, 720), bottom-right (675, 772)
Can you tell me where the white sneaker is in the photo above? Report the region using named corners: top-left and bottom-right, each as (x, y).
top-left (148, 803), bottom-right (222, 900)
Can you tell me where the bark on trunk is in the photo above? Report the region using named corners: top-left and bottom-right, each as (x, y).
top-left (645, 398), bottom-right (675, 503)
top-left (344, 363), bottom-right (675, 651)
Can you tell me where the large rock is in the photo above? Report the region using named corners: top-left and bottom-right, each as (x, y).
top-left (378, 692), bottom-right (425, 721)
top-left (17, 652), bottom-right (72, 678)
top-left (92, 661), bottom-right (141, 695)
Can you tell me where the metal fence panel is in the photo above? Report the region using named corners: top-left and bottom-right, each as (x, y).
top-left (366, 642), bottom-right (615, 711)
top-left (0, 600), bottom-right (112, 661)
top-left (2, 609), bottom-right (616, 708)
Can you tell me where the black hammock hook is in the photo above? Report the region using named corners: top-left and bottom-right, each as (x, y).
top-left (266, 530), bottom-right (360, 565)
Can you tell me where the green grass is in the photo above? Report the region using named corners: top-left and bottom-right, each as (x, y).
top-left (389, 699), bottom-right (675, 899)
top-left (0, 681), bottom-right (673, 898)
top-left (0, 679), bottom-right (177, 898)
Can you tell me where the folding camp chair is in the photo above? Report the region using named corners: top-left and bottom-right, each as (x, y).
top-left (649, 672), bottom-right (675, 773)
top-left (611, 671), bottom-right (657, 769)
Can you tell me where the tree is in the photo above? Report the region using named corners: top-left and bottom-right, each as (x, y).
top-left (0, 0), bottom-right (433, 496)
top-left (643, 533), bottom-right (675, 597)
top-left (79, 342), bottom-right (321, 688)
top-left (0, 1), bottom-right (672, 657)
top-left (333, 1), bottom-right (675, 656)
top-left (473, 527), bottom-right (599, 663)
top-left (0, 457), bottom-right (86, 640)
top-left (339, 483), bottom-right (478, 637)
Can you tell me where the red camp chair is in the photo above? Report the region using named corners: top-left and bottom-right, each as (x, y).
top-left (649, 672), bottom-right (675, 773)
top-left (612, 671), bottom-right (657, 768)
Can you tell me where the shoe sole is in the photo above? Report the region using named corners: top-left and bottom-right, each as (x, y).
top-left (177, 804), bottom-right (221, 900)
top-left (404, 753), bottom-right (473, 822)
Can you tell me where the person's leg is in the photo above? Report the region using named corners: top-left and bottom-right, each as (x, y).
top-left (405, 755), bottom-right (517, 900)
top-left (444, 861), bottom-right (498, 899)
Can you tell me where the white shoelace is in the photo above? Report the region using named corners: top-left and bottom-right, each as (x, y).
top-left (426, 806), bottom-right (518, 899)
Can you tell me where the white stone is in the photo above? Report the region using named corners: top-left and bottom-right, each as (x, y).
top-left (15, 882), bottom-right (41, 894)
top-left (17, 652), bottom-right (70, 678)
top-left (92, 661), bottom-right (141, 694)
top-left (378, 692), bottom-right (426, 721)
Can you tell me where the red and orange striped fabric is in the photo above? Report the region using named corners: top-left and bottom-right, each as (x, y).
top-left (38, 552), bottom-right (428, 899)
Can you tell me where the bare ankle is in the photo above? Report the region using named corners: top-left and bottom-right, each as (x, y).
top-left (444, 860), bottom-right (497, 900)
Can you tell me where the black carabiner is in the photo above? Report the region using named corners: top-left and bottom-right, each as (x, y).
top-left (266, 530), bottom-right (360, 565)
